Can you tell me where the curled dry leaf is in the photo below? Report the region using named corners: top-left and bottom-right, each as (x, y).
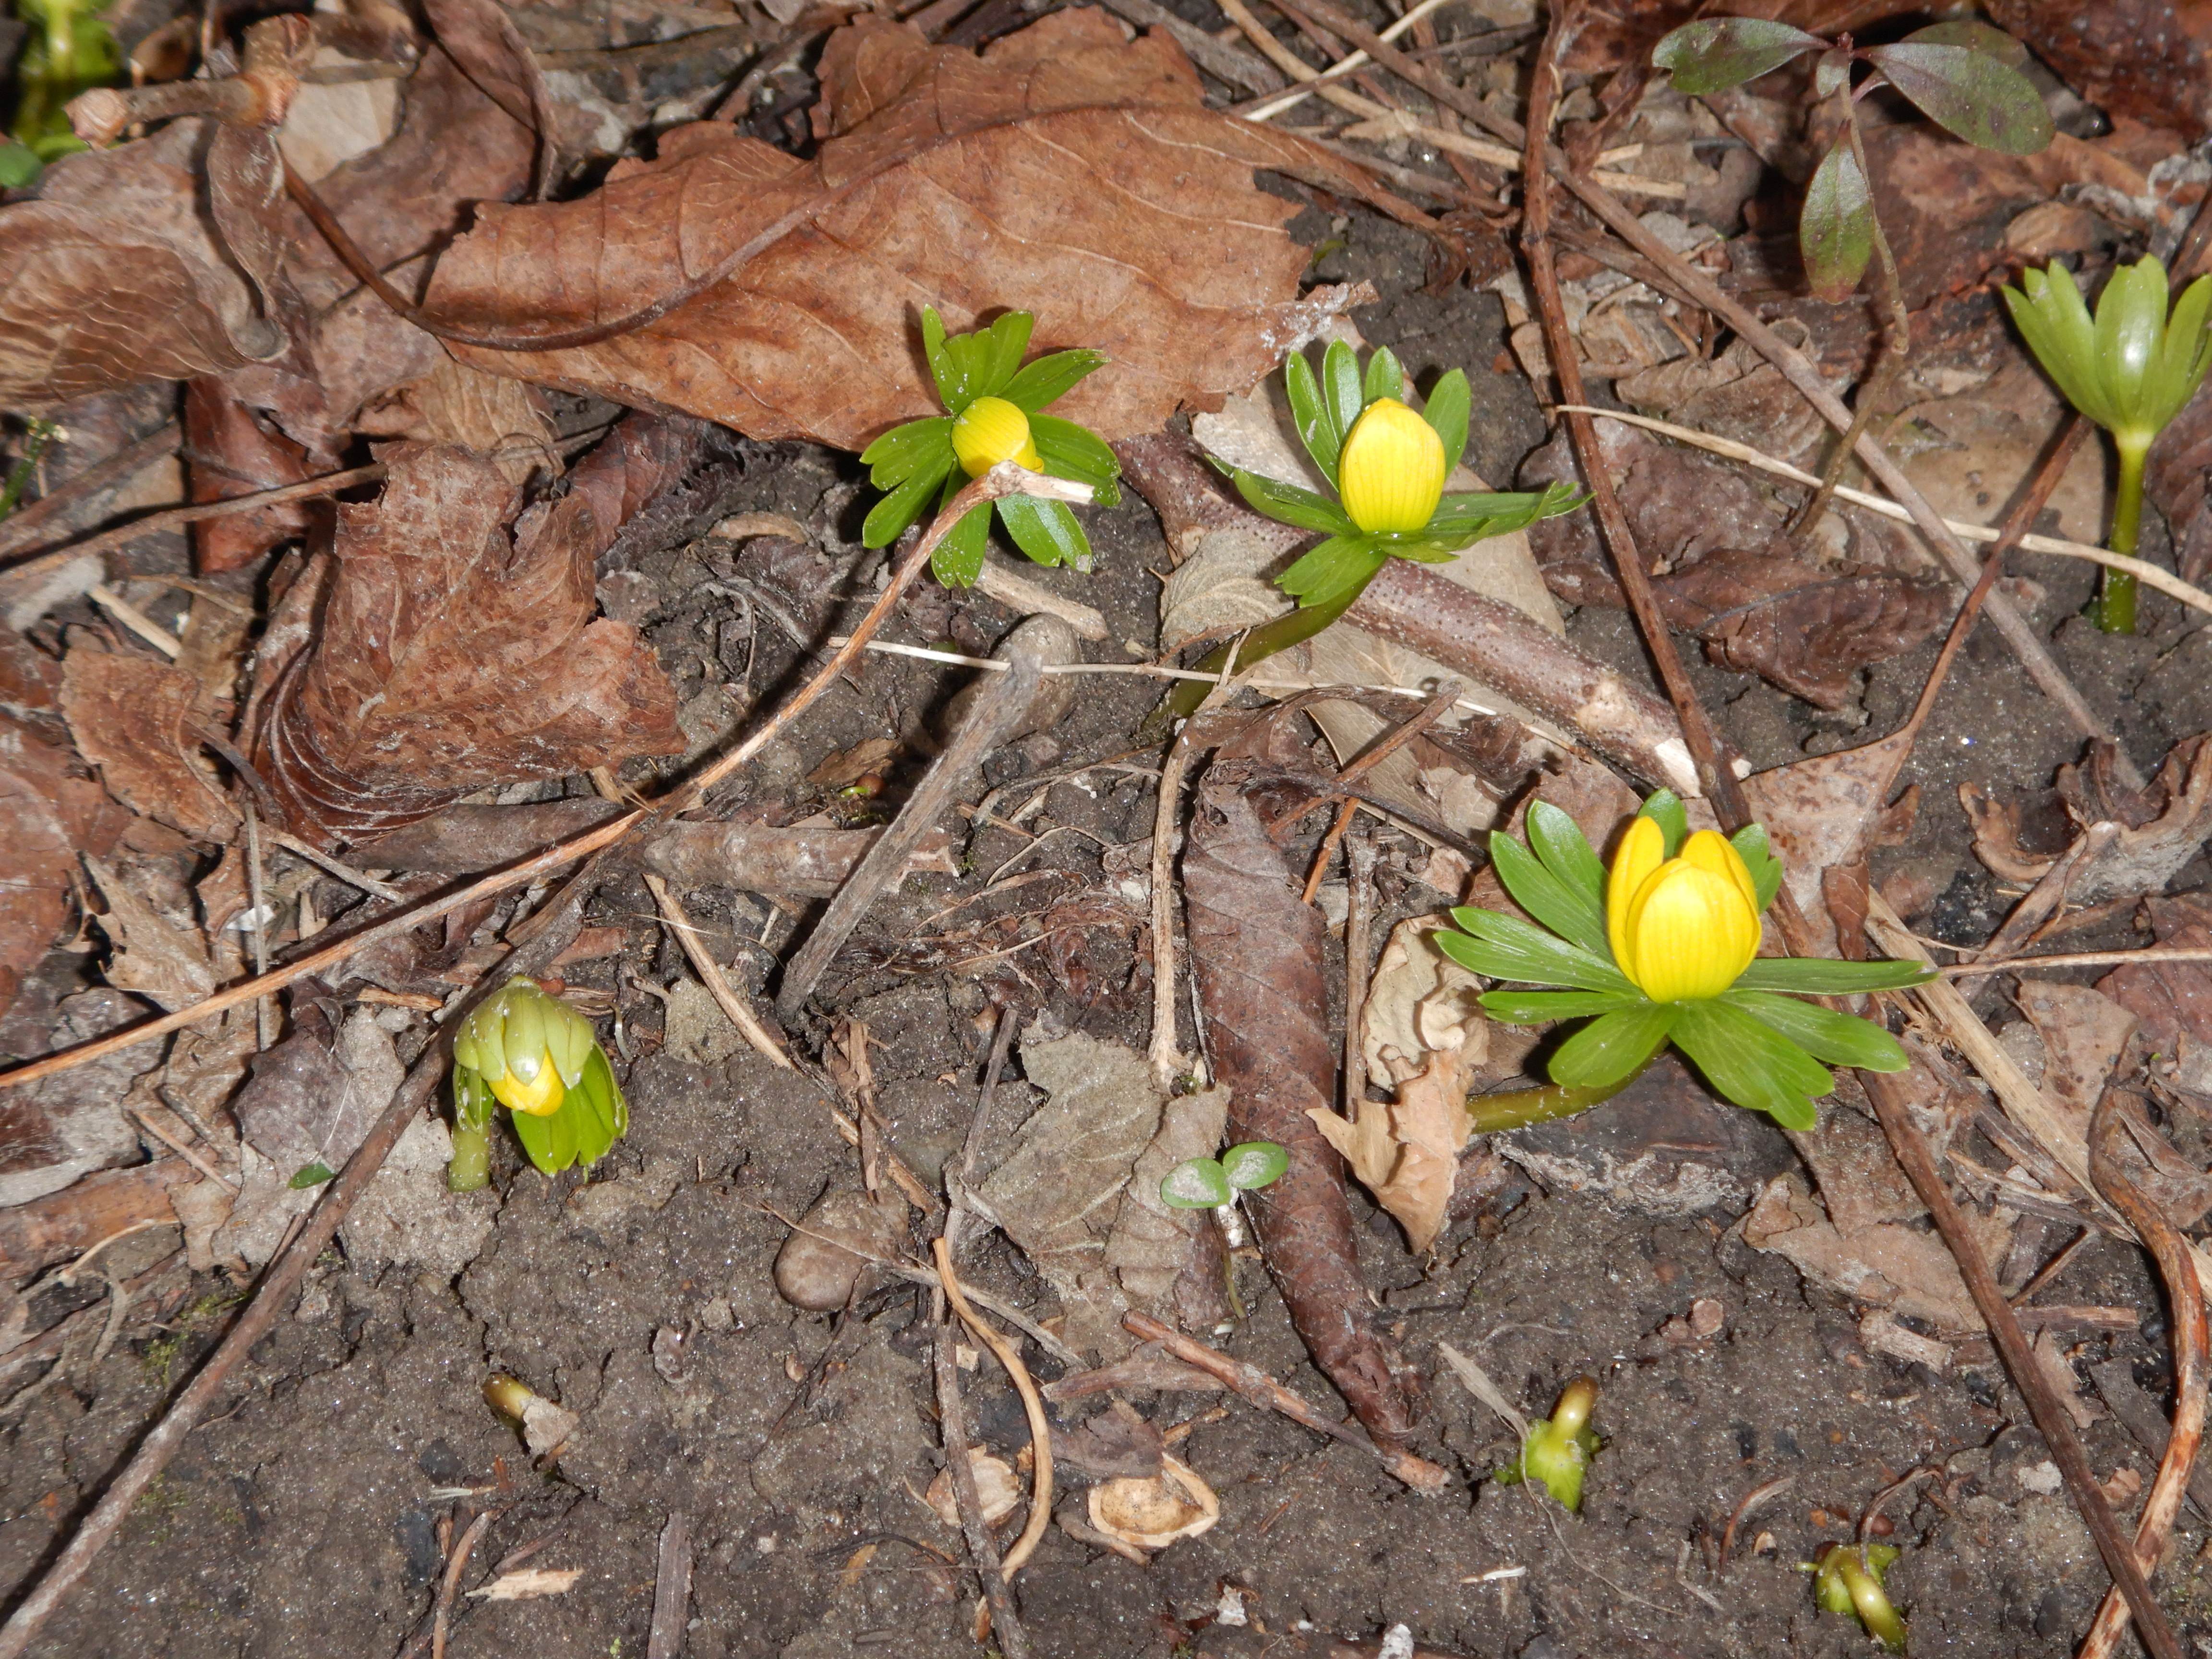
top-left (976, 1032), bottom-right (1227, 1355)
top-left (60, 651), bottom-right (241, 842)
top-left (183, 377), bottom-right (322, 575)
top-left (1309, 1039), bottom-right (1474, 1255)
top-left (0, 713), bottom-right (127, 1022)
top-left (252, 420), bottom-right (692, 843)
top-left (0, 121), bottom-right (289, 410)
top-left (1961, 735), bottom-right (2212, 906)
top-left (2102, 893), bottom-right (2212, 1093)
top-left (925, 1450), bottom-right (1022, 1527)
top-left (429, 10), bottom-right (1383, 446)
top-left (1362, 915), bottom-right (1489, 1089)
top-left (1526, 423), bottom-right (1946, 709)
top-left (1086, 1453), bottom-right (1219, 1550)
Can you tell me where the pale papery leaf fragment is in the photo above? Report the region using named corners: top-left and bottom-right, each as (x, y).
top-left (1308, 1039), bottom-right (1473, 1254)
top-left (427, 9), bottom-right (1388, 446)
top-left (468, 1568), bottom-right (583, 1602)
top-left (250, 419), bottom-right (689, 845)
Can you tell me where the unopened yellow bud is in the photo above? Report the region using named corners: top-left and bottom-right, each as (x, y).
top-left (1337, 397), bottom-right (1444, 534)
top-left (951, 396), bottom-right (1043, 478)
top-left (489, 1063), bottom-right (565, 1116)
top-left (1605, 821), bottom-right (1761, 1002)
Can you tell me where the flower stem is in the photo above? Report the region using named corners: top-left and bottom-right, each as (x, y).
top-left (2095, 436), bottom-right (2148, 634)
top-left (1464, 1067), bottom-right (1643, 1136)
top-left (447, 1119), bottom-right (491, 1191)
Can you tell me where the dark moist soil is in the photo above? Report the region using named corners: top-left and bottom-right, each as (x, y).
top-left (6, 201), bottom-right (2207, 1659)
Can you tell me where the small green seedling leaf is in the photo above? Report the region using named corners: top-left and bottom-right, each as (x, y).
top-left (1812, 44), bottom-right (1851, 99)
top-left (1220, 1141), bottom-right (1288, 1192)
top-left (1652, 17), bottom-right (1825, 95)
top-left (1161, 1157), bottom-right (1233, 1209)
top-left (1863, 41), bottom-right (2054, 155)
top-left (1800, 138), bottom-right (1874, 302)
top-left (289, 1161), bottom-right (336, 1189)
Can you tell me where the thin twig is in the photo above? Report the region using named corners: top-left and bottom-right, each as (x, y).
top-left (0, 464), bottom-right (385, 585)
top-left (1947, 944), bottom-right (2212, 978)
top-left (1517, 8), bottom-right (1744, 821)
top-left (1300, 798), bottom-right (1358, 906)
top-left (432, 1511), bottom-right (496, 1659)
top-left (1341, 832), bottom-right (1377, 1114)
top-left (932, 1312), bottom-right (1031, 1659)
top-left (1717, 1475), bottom-right (1793, 1575)
top-left (1149, 632), bottom-right (1248, 1091)
top-left (777, 618), bottom-right (1056, 1014)
top-left (933, 1239), bottom-right (1053, 1579)
top-left (642, 872), bottom-right (792, 1069)
top-left (2082, 1092), bottom-right (2208, 1659)
top-left (645, 1512), bottom-right (694, 1659)
top-left (1122, 1311), bottom-right (1450, 1491)
top-left (263, 829), bottom-right (407, 902)
top-left (0, 420), bottom-right (180, 559)
top-left (1858, 1064), bottom-right (2183, 1659)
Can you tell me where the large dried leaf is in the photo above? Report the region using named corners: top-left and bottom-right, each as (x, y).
top-left (0, 714), bottom-right (128, 1022)
top-left (60, 651), bottom-right (241, 843)
top-left (977, 1032), bottom-right (1225, 1356)
top-left (1745, 1170), bottom-right (2006, 1332)
top-left (428, 10), bottom-right (1379, 446)
top-left (1184, 748), bottom-right (1419, 1442)
top-left (252, 421), bottom-right (690, 844)
top-left (0, 121), bottom-right (286, 411)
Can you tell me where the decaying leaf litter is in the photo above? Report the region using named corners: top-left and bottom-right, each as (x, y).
top-left (7, 0), bottom-right (2212, 1653)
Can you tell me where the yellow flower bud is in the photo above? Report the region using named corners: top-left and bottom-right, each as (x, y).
top-left (456, 977), bottom-right (584, 1117)
top-left (1337, 397), bottom-right (1445, 534)
top-left (951, 396), bottom-right (1043, 478)
top-left (1606, 823), bottom-right (1760, 1003)
top-left (490, 1062), bottom-right (565, 1117)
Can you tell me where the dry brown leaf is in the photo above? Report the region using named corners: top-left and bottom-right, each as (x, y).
top-left (183, 376), bottom-right (322, 575)
top-left (1362, 914), bottom-right (1489, 1090)
top-left (0, 713), bottom-right (126, 1022)
top-left (2101, 893), bottom-right (2212, 1092)
top-left (60, 651), bottom-right (240, 842)
top-left (251, 422), bottom-right (688, 844)
top-left (428, 10), bottom-right (1383, 446)
top-left (84, 856), bottom-right (215, 1013)
top-left (2014, 981), bottom-right (2138, 1140)
top-left (977, 1031), bottom-right (1203, 1356)
top-left (1744, 727), bottom-right (1918, 956)
top-left (1962, 736), bottom-right (2212, 905)
top-left (1086, 1453), bottom-right (1218, 1549)
top-left (1744, 1171), bottom-right (2008, 1333)
top-left (0, 121), bottom-right (288, 410)
top-left (1105, 1074), bottom-right (1230, 1332)
top-left (1309, 1040), bottom-right (1473, 1254)
top-left (1984, 0), bottom-right (2211, 143)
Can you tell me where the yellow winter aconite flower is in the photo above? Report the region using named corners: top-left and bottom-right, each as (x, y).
top-left (950, 395), bottom-right (1043, 478)
top-left (453, 977), bottom-right (596, 1118)
top-left (1336, 397), bottom-right (1445, 534)
top-left (1605, 820), bottom-right (1761, 1003)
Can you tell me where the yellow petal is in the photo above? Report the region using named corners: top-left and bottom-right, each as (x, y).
top-left (490, 1063), bottom-right (566, 1117)
top-left (1623, 863), bottom-right (1760, 1002)
top-left (1677, 830), bottom-right (1759, 916)
top-left (951, 396), bottom-right (1043, 478)
top-left (1606, 815), bottom-right (1666, 986)
top-left (1337, 398), bottom-right (1445, 534)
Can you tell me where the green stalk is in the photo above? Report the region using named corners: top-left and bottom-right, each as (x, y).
top-left (2095, 433), bottom-right (2149, 635)
top-left (1161, 583), bottom-right (1363, 722)
top-left (1465, 1067), bottom-right (1642, 1136)
top-left (0, 420), bottom-right (57, 522)
top-left (447, 1119), bottom-right (491, 1191)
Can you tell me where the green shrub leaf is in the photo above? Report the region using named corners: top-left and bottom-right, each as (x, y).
top-left (1653, 17), bottom-right (1825, 95)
